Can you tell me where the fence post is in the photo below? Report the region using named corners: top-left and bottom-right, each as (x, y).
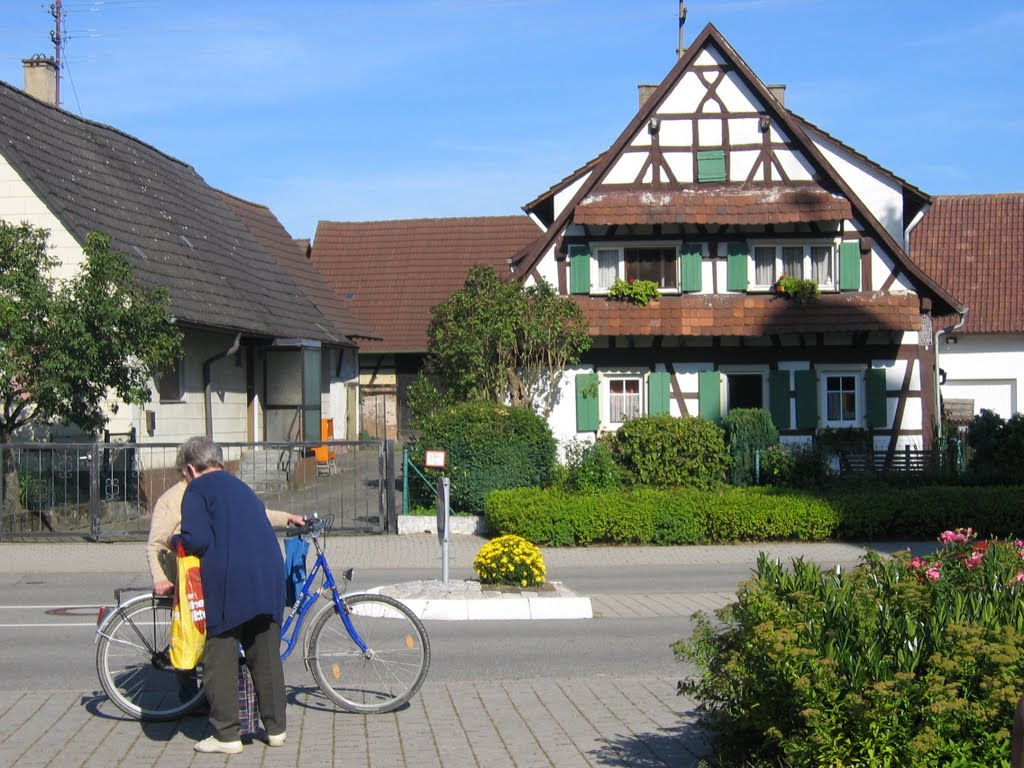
top-left (89, 443), bottom-right (101, 539)
top-left (384, 440), bottom-right (397, 534)
top-left (402, 447), bottom-right (409, 516)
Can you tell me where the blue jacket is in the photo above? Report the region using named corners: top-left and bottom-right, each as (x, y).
top-left (178, 470), bottom-right (285, 637)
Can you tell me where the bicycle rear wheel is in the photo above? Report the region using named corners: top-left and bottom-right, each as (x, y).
top-left (308, 593), bottom-right (430, 714)
top-left (95, 595), bottom-right (205, 721)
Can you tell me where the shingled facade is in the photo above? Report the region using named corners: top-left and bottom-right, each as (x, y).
top-left (514, 23), bottom-right (964, 456)
top-left (0, 78), bottom-right (374, 447)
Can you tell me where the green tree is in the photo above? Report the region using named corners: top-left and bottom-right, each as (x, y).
top-left (1, 222), bottom-right (183, 518)
top-left (425, 266), bottom-right (591, 417)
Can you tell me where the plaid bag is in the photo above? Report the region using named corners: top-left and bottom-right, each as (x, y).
top-left (238, 661), bottom-right (261, 736)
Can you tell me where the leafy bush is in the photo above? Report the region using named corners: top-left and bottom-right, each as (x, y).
top-left (760, 441), bottom-right (832, 489)
top-left (965, 410), bottom-right (1024, 485)
top-left (674, 529), bottom-right (1024, 767)
top-left (721, 408), bottom-right (779, 486)
top-left (606, 414), bottom-right (730, 489)
top-left (559, 438), bottom-right (622, 492)
top-left (410, 401), bottom-right (556, 515)
top-left (473, 534), bottom-right (546, 587)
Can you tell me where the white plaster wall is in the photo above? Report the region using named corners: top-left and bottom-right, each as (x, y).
top-left (939, 333), bottom-right (1024, 417)
top-left (716, 73), bottom-right (761, 114)
top-left (872, 357), bottom-right (924, 431)
top-left (605, 152), bottom-right (646, 184)
top-left (812, 135), bottom-right (905, 246)
top-left (663, 152), bottom-right (694, 183)
top-left (102, 329), bottom-right (249, 464)
top-left (0, 151), bottom-right (85, 279)
top-left (548, 367), bottom-right (589, 448)
top-left (658, 119), bottom-right (692, 147)
top-left (553, 173), bottom-right (590, 219)
top-left (774, 147), bottom-right (815, 182)
top-left (659, 71), bottom-right (706, 114)
top-left (526, 242), bottom-right (560, 289)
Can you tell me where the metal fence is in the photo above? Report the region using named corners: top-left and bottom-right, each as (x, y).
top-left (0, 439), bottom-right (396, 540)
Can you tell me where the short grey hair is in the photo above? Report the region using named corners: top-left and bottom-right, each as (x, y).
top-left (176, 435), bottom-right (224, 473)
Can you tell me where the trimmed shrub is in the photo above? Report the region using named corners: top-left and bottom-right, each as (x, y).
top-left (410, 400), bottom-right (556, 515)
top-left (473, 534), bottom-right (546, 587)
top-left (674, 530), bottom-right (1024, 767)
top-left (485, 486), bottom-right (837, 546)
top-left (721, 408), bottom-right (780, 486)
top-left (559, 437), bottom-right (622, 493)
top-left (605, 414), bottom-right (730, 489)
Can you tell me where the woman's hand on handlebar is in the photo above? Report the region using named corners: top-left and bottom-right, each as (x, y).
top-left (287, 514), bottom-right (307, 527)
top-left (153, 579), bottom-right (174, 596)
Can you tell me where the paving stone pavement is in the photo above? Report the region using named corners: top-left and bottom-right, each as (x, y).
top-left (0, 676), bottom-right (707, 768)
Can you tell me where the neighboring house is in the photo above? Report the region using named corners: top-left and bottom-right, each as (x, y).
top-left (310, 216), bottom-right (542, 440)
top-left (0, 60), bottom-right (374, 454)
top-left (910, 194), bottom-right (1024, 419)
top-left (512, 23), bottom-right (963, 457)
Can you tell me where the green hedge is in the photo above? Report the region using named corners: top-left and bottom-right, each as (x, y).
top-left (485, 485), bottom-right (1024, 545)
top-left (485, 486), bottom-right (837, 545)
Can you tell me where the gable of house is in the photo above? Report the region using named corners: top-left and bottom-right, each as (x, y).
top-left (513, 23), bottom-right (964, 456)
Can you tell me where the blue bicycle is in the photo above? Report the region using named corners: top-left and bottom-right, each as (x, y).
top-left (95, 514), bottom-right (430, 720)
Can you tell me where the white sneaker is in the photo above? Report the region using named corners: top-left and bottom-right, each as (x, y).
top-left (267, 732), bottom-right (287, 747)
top-left (194, 736), bottom-right (243, 754)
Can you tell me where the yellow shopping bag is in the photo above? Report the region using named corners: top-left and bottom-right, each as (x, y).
top-left (169, 541), bottom-right (206, 670)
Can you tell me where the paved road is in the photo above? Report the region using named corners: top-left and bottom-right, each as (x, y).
top-left (0, 534), bottom-right (930, 766)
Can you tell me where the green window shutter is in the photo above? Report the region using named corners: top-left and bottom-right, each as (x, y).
top-left (697, 150), bottom-right (727, 182)
top-left (681, 245), bottom-right (702, 292)
top-left (794, 370), bottom-right (819, 429)
top-left (568, 245), bottom-right (591, 295)
top-left (575, 373), bottom-right (599, 432)
top-left (839, 241), bottom-right (861, 291)
top-left (768, 370), bottom-right (791, 430)
top-left (865, 368), bottom-right (888, 428)
top-left (726, 242), bottom-right (749, 291)
top-left (647, 372), bottom-right (671, 416)
top-left (698, 371), bottom-right (722, 423)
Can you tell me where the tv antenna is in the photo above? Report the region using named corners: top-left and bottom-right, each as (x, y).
top-left (49, 0), bottom-right (65, 108)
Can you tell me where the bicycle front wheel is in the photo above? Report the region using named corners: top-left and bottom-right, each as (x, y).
top-left (308, 593), bottom-right (430, 714)
top-left (95, 595), bottom-right (205, 721)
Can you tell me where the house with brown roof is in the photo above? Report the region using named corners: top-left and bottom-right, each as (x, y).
top-left (512, 22), bottom-right (964, 457)
top-left (309, 216), bottom-right (542, 439)
top-left (911, 194), bottom-right (1024, 419)
top-left (0, 60), bottom-right (374, 454)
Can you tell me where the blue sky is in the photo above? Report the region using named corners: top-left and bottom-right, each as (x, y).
top-left (0, 1), bottom-right (1021, 240)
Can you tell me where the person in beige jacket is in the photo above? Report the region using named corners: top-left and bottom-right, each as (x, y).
top-left (147, 478), bottom-right (304, 595)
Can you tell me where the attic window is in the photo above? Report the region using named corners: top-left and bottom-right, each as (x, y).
top-left (696, 150), bottom-right (726, 183)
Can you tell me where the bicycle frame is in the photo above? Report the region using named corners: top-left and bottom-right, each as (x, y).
top-left (278, 532), bottom-right (369, 660)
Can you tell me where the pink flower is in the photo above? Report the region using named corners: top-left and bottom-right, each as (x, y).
top-left (909, 557), bottom-right (925, 569)
top-left (1013, 573), bottom-right (1024, 585)
top-left (964, 551), bottom-right (985, 570)
top-left (925, 565), bottom-right (942, 581)
top-left (939, 528), bottom-right (975, 545)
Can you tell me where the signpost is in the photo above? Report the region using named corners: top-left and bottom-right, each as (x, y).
top-left (426, 450), bottom-right (450, 582)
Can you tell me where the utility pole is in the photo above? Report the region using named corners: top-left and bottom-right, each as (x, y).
top-left (49, 0), bottom-right (64, 108)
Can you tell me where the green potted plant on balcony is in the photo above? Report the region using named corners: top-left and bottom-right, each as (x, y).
top-left (773, 274), bottom-right (820, 304)
top-left (607, 277), bottom-right (661, 306)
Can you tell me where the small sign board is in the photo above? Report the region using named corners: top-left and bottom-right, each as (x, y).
top-left (424, 450), bottom-right (447, 469)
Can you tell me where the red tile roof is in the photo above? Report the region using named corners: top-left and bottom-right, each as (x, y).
top-left (574, 183), bottom-right (851, 226)
top-left (218, 192), bottom-right (378, 342)
top-left (310, 217), bottom-right (543, 353)
top-left (577, 292), bottom-right (922, 337)
top-left (910, 194), bottom-right (1024, 334)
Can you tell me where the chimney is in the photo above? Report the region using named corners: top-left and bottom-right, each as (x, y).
top-left (22, 56), bottom-right (58, 105)
top-left (767, 84), bottom-right (787, 107)
top-left (677, 1), bottom-right (688, 59)
top-left (638, 84), bottom-right (659, 110)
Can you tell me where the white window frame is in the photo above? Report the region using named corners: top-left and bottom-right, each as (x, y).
top-left (819, 367), bottom-right (864, 428)
top-left (598, 370), bottom-right (646, 428)
top-left (720, 365), bottom-right (769, 415)
top-left (747, 240), bottom-right (838, 291)
top-left (590, 242), bottom-right (681, 294)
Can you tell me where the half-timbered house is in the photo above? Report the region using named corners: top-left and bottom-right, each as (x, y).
top-left (512, 23), bottom-right (964, 457)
